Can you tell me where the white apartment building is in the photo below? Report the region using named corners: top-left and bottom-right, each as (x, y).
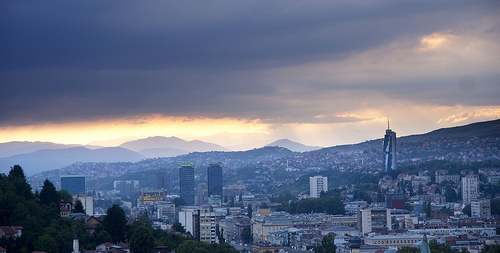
top-left (462, 174), bottom-right (479, 205)
top-left (309, 176), bottom-right (328, 198)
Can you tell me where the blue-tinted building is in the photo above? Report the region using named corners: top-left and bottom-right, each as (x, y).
top-left (60, 174), bottom-right (86, 196)
top-left (207, 163), bottom-right (223, 197)
top-left (179, 164), bottom-right (195, 205)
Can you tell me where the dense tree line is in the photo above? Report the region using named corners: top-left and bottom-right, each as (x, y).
top-left (0, 165), bottom-right (237, 253)
top-left (276, 192), bottom-right (345, 215)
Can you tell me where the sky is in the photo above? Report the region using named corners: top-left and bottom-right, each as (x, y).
top-left (1, 1), bottom-right (499, 150)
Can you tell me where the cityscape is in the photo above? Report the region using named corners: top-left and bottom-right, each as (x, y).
top-left (1, 119), bottom-right (500, 253)
top-left (1, 1), bottom-right (500, 253)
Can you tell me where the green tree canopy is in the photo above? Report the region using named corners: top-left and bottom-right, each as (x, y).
top-left (39, 179), bottom-right (59, 209)
top-left (103, 204), bottom-right (127, 243)
top-left (73, 199), bottom-right (85, 213)
top-left (130, 226), bottom-right (155, 253)
top-left (314, 233), bottom-right (336, 253)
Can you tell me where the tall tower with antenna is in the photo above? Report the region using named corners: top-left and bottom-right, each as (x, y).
top-left (383, 119), bottom-right (397, 172)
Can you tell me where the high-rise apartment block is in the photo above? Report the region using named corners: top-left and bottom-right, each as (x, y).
top-left (309, 176), bottom-right (328, 198)
top-left (471, 199), bottom-right (491, 217)
top-left (383, 122), bottom-right (397, 172)
top-left (61, 175), bottom-right (86, 196)
top-left (358, 207), bottom-right (392, 234)
top-left (179, 208), bottom-right (217, 243)
top-left (208, 163), bottom-right (223, 197)
top-left (462, 174), bottom-right (479, 205)
top-left (179, 163), bottom-right (195, 205)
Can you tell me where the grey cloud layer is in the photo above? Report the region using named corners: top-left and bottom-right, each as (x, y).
top-left (0, 1), bottom-right (498, 125)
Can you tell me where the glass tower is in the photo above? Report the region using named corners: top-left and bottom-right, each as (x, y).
top-left (179, 164), bottom-right (195, 205)
top-left (383, 121), bottom-right (397, 172)
top-left (61, 174), bottom-right (86, 196)
top-left (207, 163), bottom-right (223, 197)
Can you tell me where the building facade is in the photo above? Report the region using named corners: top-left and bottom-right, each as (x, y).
top-left (152, 171), bottom-right (170, 191)
top-left (138, 189), bottom-right (168, 207)
top-left (61, 175), bottom-right (86, 196)
top-left (208, 163), bottom-right (223, 197)
top-left (462, 174), bottom-right (479, 204)
top-left (383, 122), bottom-right (397, 172)
top-left (471, 199), bottom-right (491, 217)
top-left (179, 164), bottom-right (195, 205)
top-left (358, 207), bottom-right (391, 234)
top-left (114, 180), bottom-right (139, 198)
top-left (309, 176), bottom-right (328, 198)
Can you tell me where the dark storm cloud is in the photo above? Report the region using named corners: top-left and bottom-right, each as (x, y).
top-left (0, 0), bottom-right (498, 126)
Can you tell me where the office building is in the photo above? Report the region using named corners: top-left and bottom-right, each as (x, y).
top-left (462, 174), bottom-right (479, 205)
top-left (471, 199), bottom-right (491, 217)
top-left (197, 183), bottom-right (208, 206)
top-left (61, 175), bottom-right (86, 196)
top-left (383, 121), bottom-right (397, 172)
top-left (309, 176), bottom-right (328, 198)
top-left (114, 180), bottom-right (139, 198)
top-left (153, 171), bottom-right (170, 191)
top-left (385, 193), bottom-right (405, 209)
top-left (358, 207), bottom-right (392, 234)
top-left (208, 163), bottom-right (223, 197)
top-left (179, 163), bottom-right (195, 205)
top-left (138, 189), bottom-right (168, 207)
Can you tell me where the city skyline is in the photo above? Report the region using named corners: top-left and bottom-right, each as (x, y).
top-left (1, 1), bottom-right (499, 149)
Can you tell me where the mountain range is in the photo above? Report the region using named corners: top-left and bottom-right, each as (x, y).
top-left (2, 119), bottom-right (499, 176)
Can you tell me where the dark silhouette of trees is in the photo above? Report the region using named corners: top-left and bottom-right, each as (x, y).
top-left (39, 179), bottom-right (59, 210)
top-left (103, 204), bottom-right (127, 243)
top-left (314, 233), bottom-right (336, 253)
top-left (73, 199), bottom-right (85, 213)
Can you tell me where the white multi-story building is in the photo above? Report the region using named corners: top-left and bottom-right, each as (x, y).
top-left (309, 176), bottom-right (328, 198)
top-left (357, 207), bottom-right (391, 235)
top-left (178, 208), bottom-right (217, 243)
top-left (471, 199), bottom-right (491, 217)
top-left (74, 194), bottom-right (94, 216)
top-left (462, 174), bottom-right (479, 205)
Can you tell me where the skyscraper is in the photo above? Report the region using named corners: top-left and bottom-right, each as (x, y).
top-left (383, 121), bottom-right (397, 172)
top-left (61, 175), bottom-right (86, 196)
top-left (179, 163), bottom-right (195, 205)
top-left (462, 174), bottom-right (479, 205)
top-left (309, 175), bottom-right (327, 198)
top-left (207, 163), bottom-right (223, 197)
top-left (153, 171), bottom-right (170, 191)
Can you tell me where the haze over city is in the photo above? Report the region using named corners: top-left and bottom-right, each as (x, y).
top-left (1, 1), bottom-right (499, 149)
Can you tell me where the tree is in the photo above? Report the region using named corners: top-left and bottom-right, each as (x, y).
top-left (490, 199), bottom-right (500, 215)
top-left (482, 244), bottom-right (500, 253)
top-left (58, 189), bottom-right (73, 203)
top-left (39, 179), bottom-right (59, 209)
top-left (247, 204), bottom-right (252, 219)
top-left (173, 197), bottom-right (187, 207)
top-left (241, 225), bottom-right (252, 244)
top-left (103, 204), bottom-right (127, 243)
top-left (425, 200), bottom-right (431, 218)
top-left (8, 165), bottom-right (26, 180)
top-left (399, 246), bottom-right (419, 253)
top-left (34, 234), bottom-right (58, 253)
top-left (314, 233), bottom-right (336, 253)
top-left (73, 199), bottom-right (85, 213)
top-left (172, 222), bottom-right (186, 233)
top-left (130, 226), bottom-right (154, 253)
top-left (218, 228), bottom-right (225, 244)
top-left (463, 204), bottom-right (471, 217)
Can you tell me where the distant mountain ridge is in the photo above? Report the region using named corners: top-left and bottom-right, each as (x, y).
top-left (0, 147), bottom-right (145, 176)
top-left (119, 136), bottom-right (229, 156)
top-left (265, 139), bottom-right (322, 152)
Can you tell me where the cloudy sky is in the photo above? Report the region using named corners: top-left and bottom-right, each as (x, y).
top-left (1, 1), bottom-right (499, 149)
